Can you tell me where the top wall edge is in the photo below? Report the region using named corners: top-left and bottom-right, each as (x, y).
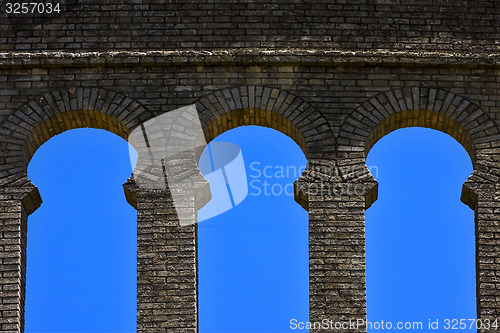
top-left (0, 49), bottom-right (499, 69)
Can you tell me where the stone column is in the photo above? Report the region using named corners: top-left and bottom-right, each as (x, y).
top-left (465, 180), bottom-right (500, 324)
top-left (310, 187), bottom-right (371, 332)
top-left (125, 184), bottom-right (198, 333)
top-left (296, 161), bottom-right (376, 333)
top-left (460, 160), bottom-right (500, 333)
top-left (0, 183), bottom-right (40, 333)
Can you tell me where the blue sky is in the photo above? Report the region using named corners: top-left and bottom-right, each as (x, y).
top-left (25, 125), bottom-right (474, 332)
top-left (365, 128), bottom-right (474, 332)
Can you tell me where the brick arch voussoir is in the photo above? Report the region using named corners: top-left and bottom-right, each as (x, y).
top-left (0, 87), bottom-right (153, 200)
top-left (338, 87), bottom-right (500, 209)
top-left (339, 87), bottom-right (500, 162)
top-left (196, 86), bottom-right (334, 159)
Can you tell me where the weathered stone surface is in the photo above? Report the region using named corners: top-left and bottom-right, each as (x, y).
top-left (1, 1), bottom-right (499, 53)
top-left (1, 1), bottom-right (500, 333)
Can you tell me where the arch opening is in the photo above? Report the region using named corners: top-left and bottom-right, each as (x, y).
top-left (365, 127), bottom-right (475, 330)
top-left (197, 125), bottom-right (309, 333)
top-left (25, 128), bottom-right (137, 332)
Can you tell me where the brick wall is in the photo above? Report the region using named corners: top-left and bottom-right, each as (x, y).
top-left (1, 1), bottom-right (500, 332)
top-left (1, 0), bottom-right (499, 52)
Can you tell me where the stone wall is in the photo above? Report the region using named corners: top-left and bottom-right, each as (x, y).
top-left (1, 1), bottom-right (500, 332)
top-left (1, 0), bottom-right (499, 52)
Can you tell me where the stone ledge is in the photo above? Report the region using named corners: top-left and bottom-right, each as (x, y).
top-left (1, 48), bottom-right (500, 69)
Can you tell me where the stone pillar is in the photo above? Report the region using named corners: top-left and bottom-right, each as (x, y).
top-left (125, 185), bottom-right (198, 333)
top-left (461, 164), bottom-right (500, 332)
top-left (296, 162), bottom-right (375, 333)
top-left (0, 197), bottom-right (26, 333)
top-left (471, 183), bottom-right (500, 322)
top-left (309, 186), bottom-right (370, 332)
top-left (458, 153), bottom-right (500, 333)
top-left (0, 183), bottom-right (40, 333)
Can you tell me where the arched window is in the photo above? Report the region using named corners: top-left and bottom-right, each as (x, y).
top-left (198, 126), bottom-right (309, 333)
top-left (365, 128), bottom-right (475, 329)
top-left (25, 128), bottom-right (137, 332)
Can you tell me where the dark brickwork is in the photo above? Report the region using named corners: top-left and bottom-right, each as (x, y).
top-left (127, 187), bottom-right (198, 333)
top-left (1, 1), bottom-right (500, 332)
top-left (1, 1), bottom-right (499, 52)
